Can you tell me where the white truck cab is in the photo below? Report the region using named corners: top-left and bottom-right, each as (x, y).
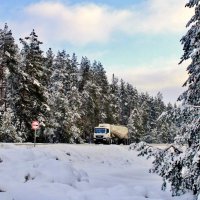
top-left (93, 124), bottom-right (111, 144)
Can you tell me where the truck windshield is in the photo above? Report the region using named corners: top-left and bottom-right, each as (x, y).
top-left (94, 128), bottom-right (106, 134)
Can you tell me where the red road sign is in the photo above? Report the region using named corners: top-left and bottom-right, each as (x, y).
top-left (32, 121), bottom-right (40, 130)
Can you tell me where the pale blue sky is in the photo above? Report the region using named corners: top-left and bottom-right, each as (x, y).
top-left (0, 0), bottom-right (193, 103)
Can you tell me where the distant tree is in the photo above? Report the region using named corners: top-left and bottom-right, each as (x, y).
top-left (70, 53), bottom-right (79, 89)
top-left (91, 61), bottom-right (109, 123)
top-left (126, 83), bottom-right (138, 116)
top-left (44, 48), bottom-right (54, 89)
top-left (107, 74), bottom-right (120, 124)
top-left (79, 57), bottom-right (91, 92)
top-left (119, 79), bottom-right (129, 125)
top-left (128, 108), bottom-right (143, 142)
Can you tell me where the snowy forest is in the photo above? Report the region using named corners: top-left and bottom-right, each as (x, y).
top-left (0, 23), bottom-right (180, 144)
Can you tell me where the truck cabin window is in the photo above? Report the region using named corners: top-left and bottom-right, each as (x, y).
top-left (94, 128), bottom-right (106, 134)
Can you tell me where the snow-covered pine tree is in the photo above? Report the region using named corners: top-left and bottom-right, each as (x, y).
top-left (48, 50), bottom-right (71, 142)
top-left (40, 48), bottom-right (55, 142)
top-left (172, 0), bottom-right (200, 195)
top-left (66, 53), bottom-right (82, 143)
top-left (138, 93), bottom-right (152, 142)
top-left (91, 60), bottom-right (109, 123)
top-left (16, 30), bottom-right (49, 141)
top-left (80, 85), bottom-right (96, 142)
top-left (126, 83), bottom-right (138, 117)
top-left (0, 24), bottom-right (22, 142)
top-left (155, 92), bottom-right (165, 115)
top-left (66, 85), bottom-right (82, 143)
top-left (147, 93), bottom-right (167, 143)
top-left (44, 48), bottom-right (54, 89)
top-left (107, 74), bottom-right (120, 124)
top-left (70, 53), bottom-right (79, 89)
top-left (78, 56), bottom-right (91, 93)
top-left (78, 57), bottom-right (108, 141)
top-left (119, 79), bottom-right (129, 125)
top-left (0, 23), bottom-right (16, 112)
top-left (137, 92), bottom-right (166, 143)
top-left (127, 108), bottom-right (143, 143)
top-left (151, 103), bottom-right (175, 143)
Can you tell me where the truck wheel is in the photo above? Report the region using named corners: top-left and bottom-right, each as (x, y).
top-left (123, 139), bottom-right (127, 145)
top-left (117, 139), bottom-right (122, 145)
top-left (107, 139), bottom-right (111, 145)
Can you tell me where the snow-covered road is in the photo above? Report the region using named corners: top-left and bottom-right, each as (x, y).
top-left (0, 144), bottom-right (193, 200)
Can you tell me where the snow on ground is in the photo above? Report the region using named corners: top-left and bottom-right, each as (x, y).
top-left (0, 143), bottom-right (193, 200)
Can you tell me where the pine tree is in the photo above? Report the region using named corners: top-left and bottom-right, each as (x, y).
top-left (44, 48), bottom-right (54, 89)
top-left (128, 108), bottom-right (143, 142)
top-left (66, 53), bottom-right (82, 143)
top-left (91, 61), bottom-right (109, 123)
top-left (0, 24), bottom-right (22, 141)
top-left (79, 57), bottom-right (91, 92)
top-left (16, 30), bottom-right (49, 141)
top-left (0, 23), bottom-right (17, 111)
top-left (119, 79), bottom-right (129, 125)
top-left (48, 51), bottom-right (71, 142)
top-left (108, 74), bottom-right (120, 124)
top-left (70, 53), bottom-right (79, 89)
top-left (78, 58), bottom-right (110, 140)
top-left (138, 93), bottom-right (151, 142)
top-left (67, 86), bottom-right (82, 143)
top-left (173, 0), bottom-right (200, 195)
top-left (126, 83), bottom-right (138, 116)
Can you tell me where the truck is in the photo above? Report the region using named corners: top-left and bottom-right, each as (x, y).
top-left (93, 124), bottom-right (129, 144)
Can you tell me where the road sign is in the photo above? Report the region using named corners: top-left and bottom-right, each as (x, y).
top-left (32, 121), bottom-right (40, 147)
top-left (32, 121), bottom-right (40, 130)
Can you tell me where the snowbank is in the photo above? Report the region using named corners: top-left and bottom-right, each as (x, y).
top-left (0, 144), bottom-right (88, 200)
top-left (0, 143), bottom-right (194, 200)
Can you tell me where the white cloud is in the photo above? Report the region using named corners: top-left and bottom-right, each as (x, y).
top-left (9, 0), bottom-right (193, 45)
top-left (20, 2), bottom-right (131, 45)
top-left (6, 1), bottom-right (192, 103)
top-left (106, 58), bottom-right (189, 103)
top-left (125, 0), bottom-right (193, 34)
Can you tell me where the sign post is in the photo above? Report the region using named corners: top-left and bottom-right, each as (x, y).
top-left (31, 121), bottom-right (40, 147)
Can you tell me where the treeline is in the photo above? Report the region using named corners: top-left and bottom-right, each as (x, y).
top-left (0, 24), bottom-right (177, 143)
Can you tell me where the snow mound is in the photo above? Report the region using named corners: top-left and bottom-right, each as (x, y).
top-left (0, 144), bottom-right (88, 200)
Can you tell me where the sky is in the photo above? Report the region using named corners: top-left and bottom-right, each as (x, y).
top-left (0, 0), bottom-right (194, 103)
